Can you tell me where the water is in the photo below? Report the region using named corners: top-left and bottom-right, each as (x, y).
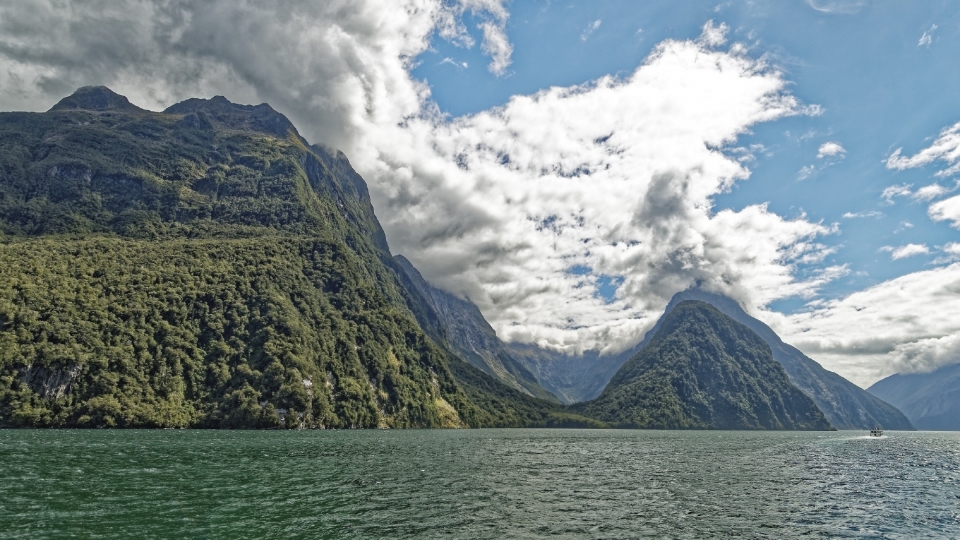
top-left (0, 430), bottom-right (957, 539)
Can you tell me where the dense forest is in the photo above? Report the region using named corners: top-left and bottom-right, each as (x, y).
top-left (0, 87), bottom-right (593, 428)
top-left (576, 301), bottom-right (833, 430)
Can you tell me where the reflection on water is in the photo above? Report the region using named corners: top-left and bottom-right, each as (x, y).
top-left (0, 429), bottom-right (957, 538)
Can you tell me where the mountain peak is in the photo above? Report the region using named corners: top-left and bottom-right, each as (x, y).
top-left (49, 86), bottom-right (147, 113)
top-left (645, 288), bottom-right (914, 430)
top-left (577, 300), bottom-right (834, 430)
top-left (164, 95), bottom-right (298, 138)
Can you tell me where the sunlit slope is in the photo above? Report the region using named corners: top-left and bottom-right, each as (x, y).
top-left (655, 290), bottom-right (914, 430)
top-left (577, 301), bottom-right (834, 430)
top-left (0, 86), bottom-right (576, 428)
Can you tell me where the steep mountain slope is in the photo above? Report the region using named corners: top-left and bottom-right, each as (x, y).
top-left (0, 86), bottom-right (579, 428)
top-left (643, 290), bottom-right (913, 430)
top-left (392, 256), bottom-right (557, 402)
top-left (507, 344), bottom-right (630, 404)
top-left (868, 363), bottom-right (960, 430)
top-left (576, 301), bottom-right (833, 430)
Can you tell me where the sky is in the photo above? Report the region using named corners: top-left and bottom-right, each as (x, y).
top-left (1, 0), bottom-right (959, 386)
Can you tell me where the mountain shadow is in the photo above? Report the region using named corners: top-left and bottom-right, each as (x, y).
top-left (869, 363), bottom-right (960, 430)
top-left (392, 256), bottom-right (558, 402)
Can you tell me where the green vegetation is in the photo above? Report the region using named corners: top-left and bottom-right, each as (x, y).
top-left (576, 301), bottom-right (833, 430)
top-left (0, 236), bottom-right (477, 428)
top-left (0, 87), bottom-right (577, 428)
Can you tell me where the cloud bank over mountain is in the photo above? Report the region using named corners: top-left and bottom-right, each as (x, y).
top-left (1, 0), bottom-right (957, 384)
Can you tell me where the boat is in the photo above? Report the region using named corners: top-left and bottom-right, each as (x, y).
top-left (870, 426), bottom-right (883, 437)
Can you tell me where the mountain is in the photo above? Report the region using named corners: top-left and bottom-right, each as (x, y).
top-left (0, 87), bottom-right (589, 429)
top-left (643, 290), bottom-right (913, 430)
top-left (868, 363), bottom-right (960, 430)
top-left (392, 256), bottom-right (558, 402)
top-left (575, 301), bottom-right (834, 430)
top-left (506, 344), bottom-right (631, 404)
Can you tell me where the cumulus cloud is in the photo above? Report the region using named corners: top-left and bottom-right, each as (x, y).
top-left (887, 121), bottom-right (960, 227)
top-left (880, 182), bottom-right (953, 204)
top-left (366, 24), bottom-right (840, 354)
top-left (914, 183), bottom-right (950, 201)
top-left (929, 195), bottom-right (960, 228)
top-left (697, 20), bottom-right (729, 47)
top-left (771, 263), bottom-right (960, 386)
top-left (879, 244), bottom-right (930, 260)
top-left (886, 121), bottom-right (960, 177)
top-left (817, 141), bottom-right (846, 158)
top-left (0, 7), bottom-right (839, 356)
top-left (936, 242), bottom-right (960, 264)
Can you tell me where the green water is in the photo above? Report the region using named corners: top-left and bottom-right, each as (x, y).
top-left (0, 429), bottom-right (958, 539)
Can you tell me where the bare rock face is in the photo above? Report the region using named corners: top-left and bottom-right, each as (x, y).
top-left (20, 364), bottom-right (82, 400)
top-left (392, 255), bottom-right (558, 403)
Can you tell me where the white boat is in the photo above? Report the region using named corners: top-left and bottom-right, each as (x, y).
top-left (870, 426), bottom-right (883, 437)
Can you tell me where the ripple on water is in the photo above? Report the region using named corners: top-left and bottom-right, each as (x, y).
top-left (0, 429), bottom-right (958, 539)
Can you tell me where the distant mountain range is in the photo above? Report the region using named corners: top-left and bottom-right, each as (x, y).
top-left (437, 286), bottom-right (913, 430)
top-left (869, 363), bottom-right (960, 430)
top-left (0, 86), bottom-right (913, 431)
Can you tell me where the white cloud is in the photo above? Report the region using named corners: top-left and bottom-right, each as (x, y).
top-left (918, 24), bottom-right (937, 47)
top-left (697, 20), bottom-right (729, 47)
top-left (886, 121), bottom-right (960, 177)
top-left (771, 263), bottom-right (960, 386)
top-left (929, 194), bottom-right (960, 228)
top-left (842, 210), bottom-right (883, 219)
top-left (892, 334), bottom-right (960, 374)
top-left (885, 244), bottom-right (930, 260)
top-left (361, 21), bottom-right (834, 354)
top-left (934, 242), bottom-right (960, 264)
top-left (0, 9), bottom-right (839, 356)
top-left (881, 183), bottom-right (914, 203)
top-left (581, 20), bottom-right (602, 41)
top-left (439, 57), bottom-right (468, 70)
top-left (804, 0), bottom-right (866, 14)
top-left (442, 0), bottom-right (513, 76)
top-left (913, 183), bottom-right (949, 201)
top-left (797, 164), bottom-right (816, 181)
top-left (479, 20), bottom-right (513, 75)
top-left (817, 141), bottom-right (846, 158)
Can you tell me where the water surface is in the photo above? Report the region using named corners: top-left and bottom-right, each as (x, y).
top-left (1, 429), bottom-right (957, 538)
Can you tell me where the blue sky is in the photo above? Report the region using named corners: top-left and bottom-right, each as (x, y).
top-left (413, 0), bottom-right (960, 312)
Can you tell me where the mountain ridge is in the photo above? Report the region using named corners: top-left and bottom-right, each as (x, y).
top-left (868, 363), bottom-right (960, 430)
top-left (575, 300), bottom-right (834, 430)
top-left (0, 86), bottom-right (579, 429)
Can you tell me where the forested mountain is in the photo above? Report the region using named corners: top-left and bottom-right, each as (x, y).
top-left (0, 86), bottom-right (591, 428)
top-left (575, 301), bottom-right (834, 430)
top-left (644, 290), bottom-right (914, 430)
top-left (869, 363), bottom-right (960, 430)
